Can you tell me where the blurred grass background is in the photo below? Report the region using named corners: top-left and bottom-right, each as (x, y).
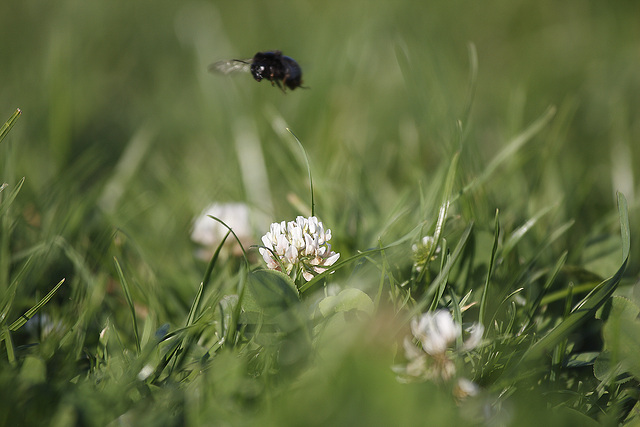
top-left (1, 0), bottom-right (640, 425)
top-left (1, 0), bottom-right (639, 371)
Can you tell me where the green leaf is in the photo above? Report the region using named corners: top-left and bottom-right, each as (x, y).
top-left (597, 296), bottom-right (640, 381)
top-left (565, 351), bottom-right (599, 368)
top-left (594, 351), bottom-right (634, 384)
top-left (244, 269), bottom-right (312, 367)
top-left (245, 269), bottom-right (299, 317)
top-left (318, 288), bottom-right (374, 317)
top-left (582, 232), bottom-right (626, 280)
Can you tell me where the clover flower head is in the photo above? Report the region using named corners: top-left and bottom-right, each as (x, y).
top-left (259, 215), bottom-right (340, 281)
top-left (411, 310), bottom-right (462, 356)
top-left (401, 309), bottom-right (484, 381)
top-left (454, 377), bottom-right (480, 399)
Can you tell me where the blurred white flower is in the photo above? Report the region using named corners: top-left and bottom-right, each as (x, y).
top-left (401, 310), bottom-right (484, 381)
top-left (411, 310), bottom-right (462, 356)
top-left (259, 216), bottom-right (340, 281)
top-left (137, 364), bottom-right (154, 381)
top-left (191, 202), bottom-right (253, 259)
top-left (454, 377), bottom-right (480, 399)
top-left (462, 322), bottom-right (485, 351)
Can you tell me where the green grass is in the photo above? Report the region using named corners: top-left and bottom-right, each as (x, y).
top-left (1, 0), bottom-right (640, 425)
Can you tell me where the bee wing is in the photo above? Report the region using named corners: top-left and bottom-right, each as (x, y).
top-left (208, 59), bottom-right (252, 75)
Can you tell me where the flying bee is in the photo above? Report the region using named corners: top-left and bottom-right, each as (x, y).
top-left (209, 51), bottom-right (303, 92)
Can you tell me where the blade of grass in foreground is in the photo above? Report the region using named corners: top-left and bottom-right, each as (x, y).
top-left (167, 228), bottom-right (235, 375)
top-left (1, 324), bottom-right (15, 366)
top-left (0, 274), bottom-right (63, 364)
top-left (479, 210), bottom-right (500, 327)
top-left (186, 229), bottom-right (231, 327)
top-left (0, 177), bottom-right (25, 221)
top-left (458, 42), bottom-right (478, 141)
top-left (432, 152), bottom-right (459, 257)
top-left (8, 278), bottom-right (66, 331)
top-left (287, 128), bottom-right (315, 217)
top-left (416, 151), bottom-right (460, 284)
top-left (501, 202), bottom-right (558, 258)
top-left (114, 258), bottom-right (141, 353)
top-left (518, 192), bottom-right (630, 365)
top-left (0, 257), bottom-right (34, 333)
top-left (0, 108), bottom-right (21, 145)
top-left (189, 214), bottom-right (252, 327)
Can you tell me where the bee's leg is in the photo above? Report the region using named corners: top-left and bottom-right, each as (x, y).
top-left (275, 79), bottom-right (286, 93)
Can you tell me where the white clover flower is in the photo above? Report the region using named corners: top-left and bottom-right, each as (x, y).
top-left (411, 310), bottom-right (484, 355)
top-left (411, 310), bottom-right (462, 356)
top-left (454, 377), bottom-right (480, 399)
top-left (259, 216), bottom-right (340, 281)
top-left (402, 309), bottom-right (484, 381)
top-left (191, 202), bottom-right (253, 259)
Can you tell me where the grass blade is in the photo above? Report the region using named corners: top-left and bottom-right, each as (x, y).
top-left (0, 108), bottom-right (21, 145)
top-left (0, 177), bottom-right (25, 220)
top-left (0, 256), bottom-right (34, 337)
top-left (460, 42), bottom-right (478, 136)
top-left (430, 238), bottom-right (449, 311)
top-left (416, 151), bottom-right (460, 283)
top-left (287, 128), bottom-right (314, 217)
top-left (479, 209), bottom-right (500, 326)
top-left (8, 278), bottom-right (66, 331)
top-left (495, 219), bottom-right (574, 312)
top-left (501, 203), bottom-right (557, 257)
top-left (525, 251), bottom-right (568, 323)
top-left (186, 229), bottom-right (231, 327)
top-left (168, 229), bottom-right (233, 374)
top-left (433, 152), bottom-right (459, 252)
top-left (1, 324), bottom-right (15, 366)
top-left (113, 257), bottom-right (141, 353)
